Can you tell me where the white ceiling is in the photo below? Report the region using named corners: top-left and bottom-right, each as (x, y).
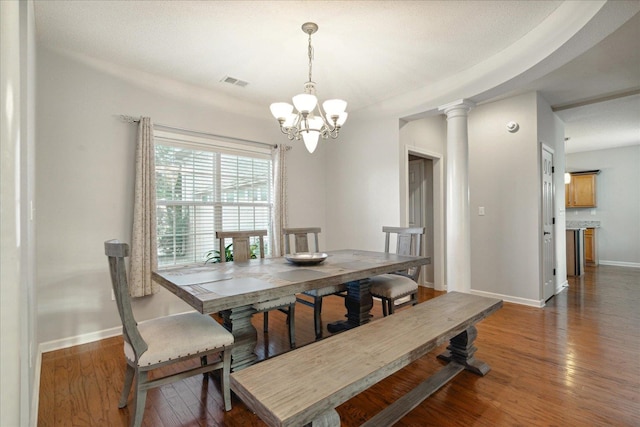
top-left (34, 1), bottom-right (640, 154)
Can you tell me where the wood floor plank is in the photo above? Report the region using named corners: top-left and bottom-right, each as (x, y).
top-left (38, 265), bottom-right (640, 426)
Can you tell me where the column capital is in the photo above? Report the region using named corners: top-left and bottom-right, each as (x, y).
top-left (438, 99), bottom-right (476, 118)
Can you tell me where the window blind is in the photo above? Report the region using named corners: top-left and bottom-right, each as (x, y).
top-left (155, 131), bottom-right (273, 266)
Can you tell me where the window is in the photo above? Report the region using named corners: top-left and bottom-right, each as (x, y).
top-left (154, 130), bottom-right (272, 266)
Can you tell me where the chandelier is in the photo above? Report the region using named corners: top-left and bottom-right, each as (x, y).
top-left (270, 22), bottom-right (348, 154)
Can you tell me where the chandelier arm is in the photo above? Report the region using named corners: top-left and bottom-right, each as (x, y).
top-left (290, 115), bottom-right (302, 140)
top-left (315, 101), bottom-right (335, 132)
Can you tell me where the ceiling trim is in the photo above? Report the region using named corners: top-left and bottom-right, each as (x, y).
top-left (552, 88), bottom-right (640, 111)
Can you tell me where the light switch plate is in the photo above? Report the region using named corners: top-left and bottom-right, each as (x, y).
top-left (478, 207), bottom-right (485, 216)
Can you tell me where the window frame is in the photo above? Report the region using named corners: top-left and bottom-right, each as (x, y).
top-left (154, 129), bottom-right (273, 266)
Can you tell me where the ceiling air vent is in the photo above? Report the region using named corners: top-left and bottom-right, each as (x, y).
top-left (221, 76), bottom-right (249, 88)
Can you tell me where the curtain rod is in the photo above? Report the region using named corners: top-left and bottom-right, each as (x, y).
top-left (119, 115), bottom-right (287, 150)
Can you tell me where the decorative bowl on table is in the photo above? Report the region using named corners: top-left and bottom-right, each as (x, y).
top-left (285, 252), bottom-right (328, 266)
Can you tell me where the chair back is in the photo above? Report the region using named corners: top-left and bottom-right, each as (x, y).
top-left (104, 240), bottom-right (148, 361)
top-left (283, 227), bottom-right (321, 254)
top-left (382, 226), bottom-right (425, 281)
top-left (215, 230), bottom-right (267, 262)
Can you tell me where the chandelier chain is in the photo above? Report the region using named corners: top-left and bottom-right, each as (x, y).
top-left (307, 32), bottom-right (314, 83)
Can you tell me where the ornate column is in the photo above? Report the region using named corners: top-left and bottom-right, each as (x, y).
top-left (438, 99), bottom-right (475, 293)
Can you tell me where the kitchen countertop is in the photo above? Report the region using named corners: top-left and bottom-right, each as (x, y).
top-left (566, 220), bottom-right (601, 228)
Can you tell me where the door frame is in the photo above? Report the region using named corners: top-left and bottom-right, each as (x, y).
top-left (402, 145), bottom-right (445, 291)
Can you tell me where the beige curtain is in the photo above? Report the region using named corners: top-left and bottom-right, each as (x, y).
top-left (271, 145), bottom-right (289, 256)
top-left (129, 117), bottom-right (159, 297)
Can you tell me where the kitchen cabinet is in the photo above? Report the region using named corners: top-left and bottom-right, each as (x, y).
top-left (584, 228), bottom-right (596, 265)
top-left (565, 172), bottom-right (598, 208)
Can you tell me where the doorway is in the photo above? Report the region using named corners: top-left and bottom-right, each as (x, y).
top-left (409, 156), bottom-right (434, 285)
top-left (402, 146), bottom-right (444, 290)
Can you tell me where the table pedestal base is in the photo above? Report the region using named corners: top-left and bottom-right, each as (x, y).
top-left (327, 279), bottom-right (373, 333)
top-left (221, 305), bottom-right (258, 371)
top-left (437, 325), bottom-right (490, 376)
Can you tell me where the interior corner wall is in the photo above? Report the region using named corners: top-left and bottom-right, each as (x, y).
top-left (1, 4), bottom-right (23, 426)
top-left (468, 92), bottom-right (542, 304)
top-left (1, 1), bottom-right (37, 425)
top-left (35, 46), bottom-right (323, 347)
top-left (324, 117), bottom-right (401, 252)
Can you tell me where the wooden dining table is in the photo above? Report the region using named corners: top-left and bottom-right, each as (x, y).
top-left (152, 249), bottom-right (430, 370)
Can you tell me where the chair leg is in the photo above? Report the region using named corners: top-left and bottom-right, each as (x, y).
top-left (381, 298), bottom-right (388, 317)
top-left (221, 349), bottom-right (232, 411)
top-left (314, 296), bottom-right (323, 340)
top-left (131, 370), bottom-right (147, 427)
top-left (263, 311), bottom-right (269, 333)
top-left (388, 298), bottom-right (395, 315)
top-left (288, 303), bottom-right (296, 349)
top-left (200, 355), bottom-right (208, 377)
top-left (119, 364), bottom-right (135, 408)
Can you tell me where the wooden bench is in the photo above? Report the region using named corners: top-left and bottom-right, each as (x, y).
top-left (230, 291), bottom-right (503, 427)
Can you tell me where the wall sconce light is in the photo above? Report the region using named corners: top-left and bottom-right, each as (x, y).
top-left (506, 121), bottom-right (519, 133)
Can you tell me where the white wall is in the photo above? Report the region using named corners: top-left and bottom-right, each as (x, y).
top-left (324, 117), bottom-right (401, 251)
top-left (1, 1), bottom-right (38, 425)
top-left (468, 92), bottom-right (563, 305)
top-left (284, 139), bottom-right (328, 250)
top-left (566, 145), bottom-right (640, 266)
top-left (35, 47), bottom-right (324, 346)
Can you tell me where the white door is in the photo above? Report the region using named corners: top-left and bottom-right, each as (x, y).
top-left (542, 146), bottom-right (555, 301)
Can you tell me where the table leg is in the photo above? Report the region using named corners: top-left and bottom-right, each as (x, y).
top-left (437, 325), bottom-right (490, 376)
top-left (327, 279), bottom-right (373, 333)
top-left (307, 408), bottom-right (340, 427)
top-left (221, 305), bottom-right (258, 371)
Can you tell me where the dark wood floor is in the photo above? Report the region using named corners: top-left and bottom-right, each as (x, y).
top-left (38, 265), bottom-right (640, 426)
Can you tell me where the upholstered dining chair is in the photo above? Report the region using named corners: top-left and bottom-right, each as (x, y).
top-left (104, 240), bottom-right (233, 427)
top-left (369, 226), bottom-right (425, 316)
top-left (216, 230), bottom-right (296, 349)
top-left (283, 227), bottom-right (347, 340)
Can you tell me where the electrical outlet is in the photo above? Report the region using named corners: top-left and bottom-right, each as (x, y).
top-left (478, 206), bottom-right (485, 216)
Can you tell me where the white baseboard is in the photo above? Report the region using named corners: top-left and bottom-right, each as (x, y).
top-left (556, 280), bottom-right (569, 294)
top-left (599, 260), bottom-right (640, 269)
top-left (470, 289), bottom-right (544, 308)
top-left (38, 326), bottom-right (122, 354)
top-left (31, 349), bottom-right (42, 427)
